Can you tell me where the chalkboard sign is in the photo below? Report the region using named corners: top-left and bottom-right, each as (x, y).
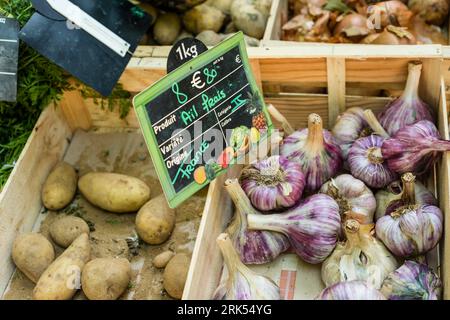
top-left (0, 17), bottom-right (19, 102)
top-left (134, 32), bottom-right (272, 208)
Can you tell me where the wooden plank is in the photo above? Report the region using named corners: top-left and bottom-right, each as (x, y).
top-left (0, 106), bottom-right (72, 296)
top-left (119, 68), bottom-right (166, 93)
top-left (327, 58), bottom-right (346, 127)
top-left (260, 58), bottom-right (327, 85)
top-left (346, 58), bottom-right (409, 84)
top-left (263, 0), bottom-right (284, 43)
top-left (250, 59), bottom-right (263, 92)
top-left (60, 88), bottom-right (92, 131)
top-left (421, 58), bottom-right (444, 113)
top-left (440, 152), bottom-right (450, 299)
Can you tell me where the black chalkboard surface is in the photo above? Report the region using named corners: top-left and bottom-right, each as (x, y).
top-left (0, 17), bottom-right (19, 102)
top-left (134, 32), bottom-right (272, 208)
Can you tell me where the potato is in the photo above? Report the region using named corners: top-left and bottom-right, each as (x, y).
top-left (78, 172), bottom-right (150, 213)
top-left (81, 258), bottom-right (131, 300)
top-left (175, 30), bottom-right (194, 43)
top-left (12, 233), bottom-right (55, 283)
top-left (153, 250), bottom-right (175, 268)
top-left (50, 216), bottom-right (90, 248)
top-left (183, 4), bottom-right (225, 34)
top-left (42, 162), bottom-right (77, 210)
top-left (153, 13), bottom-right (181, 45)
top-left (163, 253), bottom-right (191, 299)
top-left (232, 4), bottom-right (267, 39)
top-left (196, 30), bottom-right (223, 46)
top-left (254, 0), bottom-right (272, 17)
top-left (206, 0), bottom-right (233, 14)
top-left (135, 194), bottom-right (175, 245)
top-left (33, 233), bottom-right (90, 300)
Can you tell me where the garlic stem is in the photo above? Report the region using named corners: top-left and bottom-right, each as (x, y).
top-left (267, 104), bottom-right (295, 135)
top-left (402, 61), bottom-right (422, 102)
top-left (306, 113), bottom-right (325, 154)
top-left (401, 173), bottom-right (416, 205)
top-left (247, 214), bottom-right (283, 234)
top-left (364, 110), bottom-right (390, 139)
top-left (216, 233), bottom-right (243, 276)
top-left (225, 179), bottom-right (258, 216)
top-left (344, 219), bottom-right (360, 248)
top-left (367, 147), bottom-right (384, 164)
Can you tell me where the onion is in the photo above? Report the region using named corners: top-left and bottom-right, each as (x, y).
top-left (408, 0), bottom-right (449, 26)
top-left (333, 13), bottom-right (372, 41)
top-left (371, 1), bottom-right (413, 28)
top-left (369, 25), bottom-right (416, 45)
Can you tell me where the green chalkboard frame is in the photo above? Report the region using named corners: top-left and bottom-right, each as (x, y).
top-left (133, 32), bottom-right (272, 208)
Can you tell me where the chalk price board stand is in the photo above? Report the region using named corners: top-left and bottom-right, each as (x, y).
top-left (134, 32), bottom-right (272, 208)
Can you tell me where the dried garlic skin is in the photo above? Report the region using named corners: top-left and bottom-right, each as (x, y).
top-left (316, 280), bottom-right (386, 300)
top-left (321, 219), bottom-right (398, 289)
top-left (381, 260), bottom-right (442, 300)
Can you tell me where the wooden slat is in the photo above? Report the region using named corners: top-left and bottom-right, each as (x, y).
top-left (0, 106), bottom-right (72, 296)
top-left (84, 99), bottom-right (139, 129)
top-left (249, 59), bottom-right (263, 92)
top-left (120, 68), bottom-right (166, 93)
top-left (263, 0), bottom-right (284, 43)
top-left (60, 88), bottom-right (92, 131)
top-left (259, 58), bottom-right (327, 85)
top-left (183, 166), bottom-right (242, 300)
top-left (327, 58), bottom-right (346, 127)
top-left (440, 152), bottom-right (450, 299)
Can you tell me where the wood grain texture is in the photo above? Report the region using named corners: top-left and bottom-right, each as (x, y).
top-left (0, 106), bottom-right (72, 296)
top-left (60, 88), bottom-right (92, 131)
top-left (327, 58), bottom-right (346, 127)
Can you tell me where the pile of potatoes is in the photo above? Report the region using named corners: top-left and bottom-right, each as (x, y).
top-left (11, 161), bottom-right (191, 300)
top-left (138, 0), bottom-right (273, 47)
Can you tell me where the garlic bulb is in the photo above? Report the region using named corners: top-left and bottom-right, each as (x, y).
top-left (213, 233), bottom-right (281, 300)
top-left (375, 173), bottom-right (437, 220)
top-left (239, 155), bottom-right (305, 212)
top-left (382, 120), bottom-right (450, 176)
top-left (331, 107), bottom-right (369, 161)
top-left (375, 187), bottom-right (443, 257)
top-left (381, 260), bottom-right (442, 300)
top-left (316, 281), bottom-right (386, 300)
top-left (348, 135), bottom-right (398, 189)
top-left (320, 174), bottom-right (376, 224)
top-left (224, 179), bottom-right (290, 265)
top-left (322, 219), bottom-right (398, 289)
top-left (247, 194), bottom-right (341, 264)
top-left (281, 113), bottom-right (343, 192)
top-left (378, 62), bottom-right (434, 136)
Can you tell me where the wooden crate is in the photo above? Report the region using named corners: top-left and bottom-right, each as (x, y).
top-left (183, 57), bottom-right (450, 300)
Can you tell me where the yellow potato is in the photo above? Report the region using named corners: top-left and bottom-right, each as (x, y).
top-left (33, 233), bottom-right (90, 300)
top-left (163, 253), bottom-right (191, 299)
top-left (81, 258), bottom-right (131, 300)
top-left (50, 216), bottom-right (90, 248)
top-left (135, 194), bottom-right (175, 245)
top-left (183, 4), bottom-right (225, 34)
top-left (78, 172), bottom-right (150, 213)
top-left (153, 13), bottom-right (181, 45)
top-left (42, 162), bottom-right (78, 210)
top-left (153, 250), bottom-right (175, 268)
top-left (12, 233), bottom-right (55, 283)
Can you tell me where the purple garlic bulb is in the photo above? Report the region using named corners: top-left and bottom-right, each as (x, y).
top-left (332, 107), bottom-right (369, 161)
top-left (375, 173), bottom-right (437, 220)
top-left (213, 233), bottom-right (281, 300)
top-left (239, 155), bottom-right (305, 212)
top-left (316, 281), bottom-right (386, 300)
top-left (247, 194), bottom-right (341, 264)
top-left (348, 135), bottom-right (397, 189)
top-left (378, 61), bottom-right (434, 136)
top-left (320, 174), bottom-right (376, 224)
top-left (376, 203), bottom-right (443, 257)
top-left (382, 120), bottom-right (450, 176)
top-left (381, 260), bottom-right (442, 300)
top-left (224, 179), bottom-right (290, 265)
top-left (281, 113), bottom-right (343, 192)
